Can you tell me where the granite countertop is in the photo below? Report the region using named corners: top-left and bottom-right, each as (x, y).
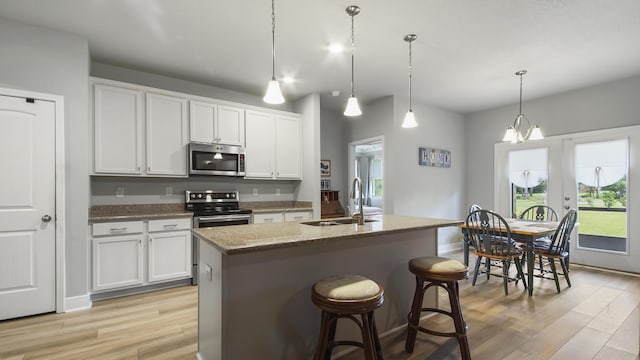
top-left (89, 204), bottom-right (193, 223)
top-left (193, 215), bottom-right (462, 255)
top-left (241, 201), bottom-right (313, 214)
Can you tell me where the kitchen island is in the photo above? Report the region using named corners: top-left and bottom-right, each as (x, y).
top-left (194, 215), bottom-right (462, 360)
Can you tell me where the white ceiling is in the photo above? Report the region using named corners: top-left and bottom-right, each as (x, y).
top-left (1, 0), bottom-right (639, 114)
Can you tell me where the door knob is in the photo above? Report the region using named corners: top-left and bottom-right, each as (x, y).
top-left (564, 205), bottom-right (570, 210)
top-left (42, 214), bottom-right (52, 222)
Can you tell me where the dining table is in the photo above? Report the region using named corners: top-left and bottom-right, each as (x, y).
top-left (459, 218), bottom-right (558, 296)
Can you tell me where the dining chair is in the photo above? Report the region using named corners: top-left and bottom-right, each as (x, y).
top-left (532, 209), bottom-right (577, 293)
top-left (462, 204), bottom-right (483, 266)
top-left (465, 209), bottom-right (527, 295)
top-left (518, 205), bottom-right (559, 273)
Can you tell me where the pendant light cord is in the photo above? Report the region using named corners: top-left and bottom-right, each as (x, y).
top-left (271, 0), bottom-right (276, 81)
top-left (408, 39), bottom-right (412, 111)
top-left (350, 12), bottom-right (355, 97)
top-left (518, 72), bottom-right (523, 115)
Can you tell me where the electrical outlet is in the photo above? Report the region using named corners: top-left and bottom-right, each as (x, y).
top-left (165, 186), bottom-right (173, 197)
top-left (276, 188), bottom-right (281, 196)
top-left (115, 186), bottom-right (125, 197)
top-left (253, 188), bottom-right (258, 196)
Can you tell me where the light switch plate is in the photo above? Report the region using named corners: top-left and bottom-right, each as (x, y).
top-left (165, 186), bottom-right (173, 197)
top-left (276, 188), bottom-right (280, 196)
top-left (115, 186), bottom-right (125, 197)
top-left (253, 188), bottom-right (258, 196)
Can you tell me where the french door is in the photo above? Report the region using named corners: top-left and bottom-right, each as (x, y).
top-left (495, 126), bottom-right (640, 273)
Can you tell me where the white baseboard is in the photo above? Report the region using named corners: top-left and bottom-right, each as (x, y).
top-left (64, 294), bottom-right (92, 313)
top-left (438, 241), bottom-right (463, 255)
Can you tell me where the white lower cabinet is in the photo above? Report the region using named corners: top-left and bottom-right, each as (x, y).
top-left (148, 230), bottom-right (191, 282)
top-left (92, 218), bottom-right (192, 293)
top-left (252, 212), bottom-right (284, 224)
top-left (253, 210), bottom-right (312, 224)
top-left (284, 211), bottom-right (312, 222)
top-left (92, 235), bottom-right (144, 292)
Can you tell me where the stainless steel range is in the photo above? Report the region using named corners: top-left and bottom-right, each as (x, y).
top-left (186, 190), bottom-right (252, 284)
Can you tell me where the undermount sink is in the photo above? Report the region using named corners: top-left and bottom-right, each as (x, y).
top-left (301, 218), bottom-right (378, 226)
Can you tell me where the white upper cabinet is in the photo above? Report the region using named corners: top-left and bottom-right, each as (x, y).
top-left (275, 114), bottom-right (302, 179)
top-left (93, 84), bottom-right (143, 174)
top-left (245, 110), bottom-right (301, 180)
top-left (146, 93), bottom-right (188, 176)
top-left (217, 105), bottom-right (245, 146)
top-left (245, 110), bottom-right (275, 178)
top-left (189, 101), bottom-right (245, 146)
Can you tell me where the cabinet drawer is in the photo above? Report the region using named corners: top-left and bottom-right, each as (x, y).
top-left (148, 218), bottom-right (191, 232)
top-left (284, 211), bottom-right (312, 222)
top-left (92, 221), bottom-right (144, 236)
top-left (253, 213), bottom-right (284, 224)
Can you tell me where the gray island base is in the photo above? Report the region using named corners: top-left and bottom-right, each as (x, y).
top-left (194, 215), bottom-right (462, 360)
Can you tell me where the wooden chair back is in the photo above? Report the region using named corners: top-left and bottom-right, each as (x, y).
top-left (519, 205), bottom-right (559, 221)
top-left (546, 209), bottom-right (577, 256)
top-left (465, 210), bottom-right (518, 257)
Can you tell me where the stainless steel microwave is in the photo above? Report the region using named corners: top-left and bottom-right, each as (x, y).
top-left (189, 143), bottom-right (246, 176)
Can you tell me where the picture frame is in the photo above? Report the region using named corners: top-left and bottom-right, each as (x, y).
top-left (320, 160), bottom-right (331, 177)
top-left (320, 179), bottom-right (331, 190)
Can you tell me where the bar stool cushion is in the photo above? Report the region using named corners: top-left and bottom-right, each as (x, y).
top-left (313, 274), bottom-right (380, 300)
top-left (409, 256), bottom-right (468, 281)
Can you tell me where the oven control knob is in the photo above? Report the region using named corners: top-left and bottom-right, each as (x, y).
top-left (225, 193), bottom-right (230, 198)
top-left (231, 193), bottom-right (236, 198)
top-left (190, 194), bottom-right (196, 199)
top-left (197, 194), bottom-right (203, 199)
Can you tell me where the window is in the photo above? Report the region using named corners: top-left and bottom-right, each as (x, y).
top-left (371, 158), bottom-right (382, 198)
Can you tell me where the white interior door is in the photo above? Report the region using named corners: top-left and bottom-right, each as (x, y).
top-left (0, 94), bottom-right (56, 320)
top-left (495, 126), bottom-right (640, 273)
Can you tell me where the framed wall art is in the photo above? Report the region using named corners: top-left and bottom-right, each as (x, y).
top-left (321, 160), bottom-right (331, 177)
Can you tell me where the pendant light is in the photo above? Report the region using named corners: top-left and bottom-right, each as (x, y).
top-left (401, 34), bottom-right (418, 128)
top-left (263, 0), bottom-right (285, 104)
top-left (344, 5), bottom-right (362, 117)
top-left (502, 70), bottom-right (543, 143)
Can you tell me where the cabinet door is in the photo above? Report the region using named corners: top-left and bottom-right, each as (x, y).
top-left (92, 235), bottom-right (143, 291)
top-left (217, 105), bottom-right (245, 146)
top-left (275, 115), bottom-right (302, 179)
top-left (94, 84), bottom-right (143, 174)
top-left (146, 93), bottom-right (188, 176)
top-left (148, 231), bottom-right (192, 282)
top-left (189, 100), bottom-right (216, 144)
top-left (253, 212), bottom-right (284, 224)
top-left (245, 110), bottom-right (275, 178)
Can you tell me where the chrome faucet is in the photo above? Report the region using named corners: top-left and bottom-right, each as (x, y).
top-left (350, 177), bottom-right (364, 225)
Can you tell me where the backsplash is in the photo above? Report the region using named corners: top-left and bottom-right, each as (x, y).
top-left (91, 176), bottom-right (300, 205)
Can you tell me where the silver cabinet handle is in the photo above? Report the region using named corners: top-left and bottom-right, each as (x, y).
top-left (42, 214), bottom-right (52, 222)
top-left (163, 224), bottom-right (178, 228)
top-left (109, 227), bottom-right (127, 233)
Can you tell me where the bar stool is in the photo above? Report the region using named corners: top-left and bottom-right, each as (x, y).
top-left (405, 256), bottom-right (470, 360)
top-left (312, 274), bottom-right (384, 360)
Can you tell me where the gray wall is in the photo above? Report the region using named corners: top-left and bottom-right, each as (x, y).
top-left (344, 95), bottom-right (467, 248)
top-left (465, 74), bottom-right (640, 210)
top-left (293, 93), bottom-right (322, 217)
top-left (320, 107), bottom-right (348, 207)
top-left (0, 18), bottom-right (90, 297)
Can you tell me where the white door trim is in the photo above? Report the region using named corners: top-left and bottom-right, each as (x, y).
top-left (0, 86), bottom-right (66, 313)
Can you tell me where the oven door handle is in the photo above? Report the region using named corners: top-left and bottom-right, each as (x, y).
top-left (197, 215), bottom-right (252, 222)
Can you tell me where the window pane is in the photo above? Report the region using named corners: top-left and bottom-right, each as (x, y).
top-left (508, 148), bottom-right (548, 218)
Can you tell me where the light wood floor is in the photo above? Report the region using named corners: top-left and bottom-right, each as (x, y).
top-left (0, 252), bottom-right (638, 359)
